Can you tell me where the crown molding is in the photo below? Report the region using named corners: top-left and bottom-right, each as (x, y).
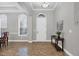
top-left (0, 10), bottom-right (26, 13)
top-left (0, 5), bottom-right (16, 7)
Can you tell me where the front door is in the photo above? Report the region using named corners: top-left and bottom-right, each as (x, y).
top-left (36, 14), bottom-right (47, 41)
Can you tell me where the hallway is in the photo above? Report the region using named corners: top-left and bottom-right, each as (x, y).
top-left (0, 2), bottom-right (79, 56)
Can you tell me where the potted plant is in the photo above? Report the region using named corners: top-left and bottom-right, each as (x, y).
top-left (56, 31), bottom-right (61, 39)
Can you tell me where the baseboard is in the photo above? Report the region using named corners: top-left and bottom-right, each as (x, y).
top-left (58, 44), bottom-right (73, 56)
top-left (9, 40), bottom-right (51, 43)
top-left (8, 40), bottom-right (32, 43)
top-left (32, 40), bottom-right (51, 42)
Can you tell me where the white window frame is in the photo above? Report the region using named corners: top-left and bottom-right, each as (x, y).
top-left (18, 14), bottom-right (28, 36)
top-left (0, 14), bottom-right (7, 28)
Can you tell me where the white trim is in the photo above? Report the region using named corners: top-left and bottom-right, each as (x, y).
top-left (16, 3), bottom-right (23, 10)
top-left (9, 33), bottom-right (18, 34)
top-left (16, 3), bottom-right (26, 12)
top-left (30, 3), bottom-right (34, 11)
top-left (32, 40), bottom-right (51, 42)
top-left (9, 40), bottom-right (32, 43)
top-left (9, 39), bottom-right (51, 42)
top-left (64, 49), bottom-right (73, 56)
top-left (17, 2), bottom-right (29, 14)
top-left (0, 10), bottom-right (26, 13)
top-left (34, 8), bottom-right (53, 11)
top-left (52, 2), bottom-right (58, 10)
top-left (9, 40), bottom-right (28, 42)
top-left (0, 5), bottom-right (16, 7)
top-left (58, 44), bottom-right (73, 56)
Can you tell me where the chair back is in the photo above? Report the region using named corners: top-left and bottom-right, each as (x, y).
top-left (2, 32), bottom-right (9, 40)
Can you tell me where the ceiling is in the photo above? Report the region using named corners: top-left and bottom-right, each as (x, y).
top-left (30, 2), bottom-right (57, 10)
top-left (0, 2), bottom-right (57, 13)
top-left (0, 2), bottom-right (26, 13)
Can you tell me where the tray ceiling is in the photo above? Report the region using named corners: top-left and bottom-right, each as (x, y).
top-left (0, 2), bottom-right (57, 13)
top-left (31, 2), bottom-right (57, 10)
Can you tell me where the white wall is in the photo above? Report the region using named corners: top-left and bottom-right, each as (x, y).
top-left (32, 10), bottom-right (56, 41)
top-left (1, 13), bottom-right (32, 41)
top-left (54, 2), bottom-right (79, 56)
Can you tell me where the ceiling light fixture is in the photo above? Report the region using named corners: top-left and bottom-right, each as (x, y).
top-left (41, 2), bottom-right (49, 8)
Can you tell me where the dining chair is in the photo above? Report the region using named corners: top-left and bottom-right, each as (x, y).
top-left (1, 32), bottom-right (9, 47)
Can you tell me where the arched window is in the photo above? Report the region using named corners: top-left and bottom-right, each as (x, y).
top-left (0, 14), bottom-right (7, 37)
top-left (0, 14), bottom-right (7, 28)
top-left (18, 14), bottom-right (27, 36)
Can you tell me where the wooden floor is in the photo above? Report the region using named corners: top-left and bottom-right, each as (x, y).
top-left (0, 42), bottom-right (64, 56)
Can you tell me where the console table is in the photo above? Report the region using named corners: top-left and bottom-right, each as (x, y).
top-left (51, 35), bottom-right (64, 51)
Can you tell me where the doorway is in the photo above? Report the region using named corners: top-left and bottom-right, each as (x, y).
top-left (36, 13), bottom-right (47, 41)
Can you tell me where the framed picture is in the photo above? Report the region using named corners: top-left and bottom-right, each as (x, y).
top-left (57, 20), bottom-right (63, 32)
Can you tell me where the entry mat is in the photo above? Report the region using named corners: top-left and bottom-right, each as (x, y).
top-left (17, 48), bottom-right (28, 56)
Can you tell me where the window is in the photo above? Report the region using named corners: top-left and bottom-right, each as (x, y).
top-left (0, 14), bottom-right (7, 37)
top-left (0, 14), bottom-right (7, 28)
top-left (18, 14), bottom-right (27, 36)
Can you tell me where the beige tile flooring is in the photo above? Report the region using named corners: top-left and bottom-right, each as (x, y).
top-left (0, 42), bottom-right (64, 56)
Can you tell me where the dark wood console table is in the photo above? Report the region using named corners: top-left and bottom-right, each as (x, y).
top-left (51, 35), bottom-right (64, 51)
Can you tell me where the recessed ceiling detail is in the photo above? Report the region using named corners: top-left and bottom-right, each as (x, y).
top-left (0, 2), bottom-right (58, 13)
top-left (31, 2), bottom-right (57, 10)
